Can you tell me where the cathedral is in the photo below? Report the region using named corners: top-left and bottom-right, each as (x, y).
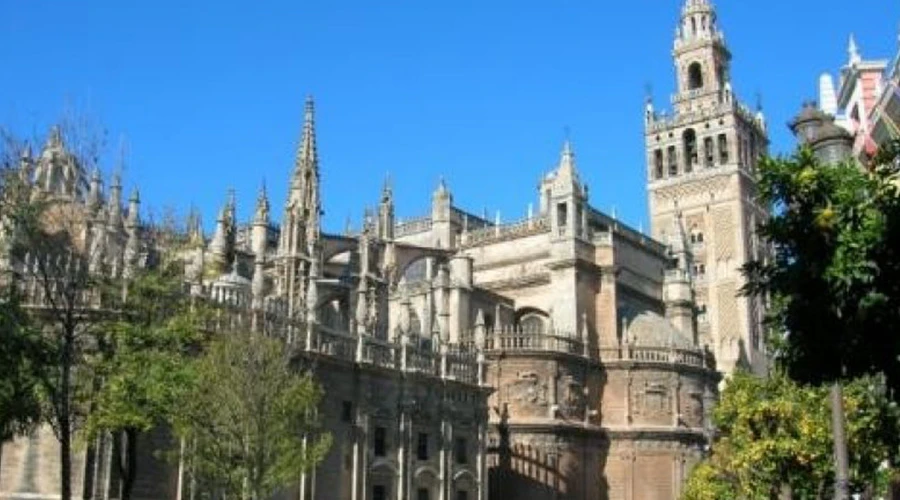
top-left (0, 1), bottom-right (766, 499)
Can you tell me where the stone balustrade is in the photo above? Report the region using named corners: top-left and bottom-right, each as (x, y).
top-left (462, 214), bottom-right (549, 247)
top-left (394, 215), bottom-right (433, 238)
top-left (598, 344), bottom-right (713, 369)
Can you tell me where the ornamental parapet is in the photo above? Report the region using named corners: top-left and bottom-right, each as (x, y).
top-left (461, 214), bottom-right (550, 248)
top-left (394, 214), bottom-right (433, 238)
top-left (598, 344), bottom-right (715, 371)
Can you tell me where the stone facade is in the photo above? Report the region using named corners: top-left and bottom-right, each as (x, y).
top-left (0, 3), bottom-right (757, 499)
top-left (645, 0), bottom-right (769, 377)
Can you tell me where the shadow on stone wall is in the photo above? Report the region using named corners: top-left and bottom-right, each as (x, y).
top-left (487, 405), bottom-right (609, 500)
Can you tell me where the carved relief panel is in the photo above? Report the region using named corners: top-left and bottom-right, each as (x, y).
top-left (505, 371), bottom-right (548, 419)
top-left (631, 374), bottom-right (673, 426)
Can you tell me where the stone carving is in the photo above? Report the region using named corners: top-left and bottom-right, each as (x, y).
top-left (507, 371), bottom-right (548, 408)
top-left (633, 379), bottom-right (672, 418)
top-left (712, 206), bottom-right (735, 260)
top-left (559, 375), bottom-right (586, 419)
top-left (716, 281), bottom-right (739, 344)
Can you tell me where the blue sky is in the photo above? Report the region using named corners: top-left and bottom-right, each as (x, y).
top-left (2, 1), bottom-right (899, 234)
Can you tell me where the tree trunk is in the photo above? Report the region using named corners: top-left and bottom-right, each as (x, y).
top-left (60, 329), bottom-right (74, 500)
top-left (831, 382), bottom-right (850, 500)
top-left (121, 427), bottom-right (138, 500)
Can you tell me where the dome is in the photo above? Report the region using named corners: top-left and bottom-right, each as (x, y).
top-left (811, 120), bottom-right (853, 144)
top-left (626, 311), bottom-right (694, 349)
top-left (789, 101), bottom-right (829, 132)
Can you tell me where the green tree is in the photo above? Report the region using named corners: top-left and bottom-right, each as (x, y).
top-left (682, 372), bottom-right (900, 499)
top-left (742, 143), bottom-right (900, 396)
top-left (173, 333), bottom-right (331, 499)
top-left (0, 119), bottom-right (110, 500)
top-left (0, 287), bottom-right (50, 441)
top-left (83, 264), bottom-right (202, 500)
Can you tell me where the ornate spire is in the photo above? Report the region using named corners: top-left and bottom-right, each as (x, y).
top-left (86, 168), bottom-right (103, 213)
top-left (254, 181), bottom-right (269, 225)
top-left (107, 172), bottom-right (124, 229)
top-left (434, 176), bottom-right (449, 198)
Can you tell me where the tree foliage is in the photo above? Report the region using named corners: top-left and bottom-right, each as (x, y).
top-left (742, 143), bottom-right (900, 396)
top-left (173, 333), bottom-right (331, 499)
top-left (83, 263), bottom-right (203, 499)
top-left (0, 286), bottom-right (50, 440)
top-left (683, 371), bottom-right (900, 499)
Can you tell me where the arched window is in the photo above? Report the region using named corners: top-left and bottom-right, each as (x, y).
top-left (703, 137), bottom-right (714, 167)
top-left (520, 315), bottom-right (545, 335)
top-left (654, 149), bottom-right (664, 180)
top-left (667, 146), bottom-right (678, 177)
top-left (688, 62), bottom-right (703, 90)
top-left (683, 129), bottom-right (698, 172)
top-left (718, 134), bottom-right (729, 164)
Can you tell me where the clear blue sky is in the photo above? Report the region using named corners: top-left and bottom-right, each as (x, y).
top-left (2, 1), bottom-right (899, 234)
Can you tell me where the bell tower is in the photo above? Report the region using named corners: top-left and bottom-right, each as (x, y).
top-left (672, 0), bottom-right (732, 113)
top-left (645, 0), bottom-right (769, 376)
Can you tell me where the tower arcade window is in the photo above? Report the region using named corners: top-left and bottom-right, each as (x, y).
top-left (688, 62), bottom-right (703, 90)
top-left (683, 129), bottom-right (698, 173)
top-left (717, 134), bottom-right (729, 164)
top-left (556, 202), bottom-right (568, 234)
top-left (703, 137), bottom-right (714, 167)
top-left (667, 146), bottom-right (677, 176)
top-left (654, 149), bottom-right (664, 180)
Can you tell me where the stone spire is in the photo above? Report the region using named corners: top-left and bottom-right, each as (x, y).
top-left (209, 192), bottom-right (234, 269)
top-left (126, 188), bottom-right (140, 229)
top-left (287, 95), bottom-right (321, 247)
top-left (254, 181), bottom-right (270, 226)
top-left (848, 33), bottom-right (861, 66)
top-left (123, 188), bottom-right (141, 278)
top-left (107, 172), bottom-right (124, 231)
top-left (378, 174), bottom-right (394, 240)
top-left (186, 206), bottom-right (204, 246)
top-left (86, 168), bottom-right (103, 214)
top-left (252, 181), bottom-right (270, 260)
top-left (559, 140), bottom-right (576, 176)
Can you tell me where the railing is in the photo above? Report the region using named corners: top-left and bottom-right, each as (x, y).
top-left (360, 335), bottom-right (395, 369)
top-left (395, 215), bottom-right (433, 238)
top-left (462, 214), bottom-right (550, 247)
top-left (598, 345), bottom-right (711, 369)
top-left (314, 326), bottom-right (356, 361)
top-left (483, 328), bottom-right (584, 356)
top-left (647, 100), bottom-right (763, 133)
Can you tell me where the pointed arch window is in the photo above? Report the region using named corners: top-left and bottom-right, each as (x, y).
top-left (703, 137), bottom-right (714, 167)
top-left (667, 146), bottom-right (678, 177)
top-left (717, 134), bottom-right (729, 164)
top-left (683, 129), bottom-right (698, 172)
top-left (654, 149), bottom-right (664, 180)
